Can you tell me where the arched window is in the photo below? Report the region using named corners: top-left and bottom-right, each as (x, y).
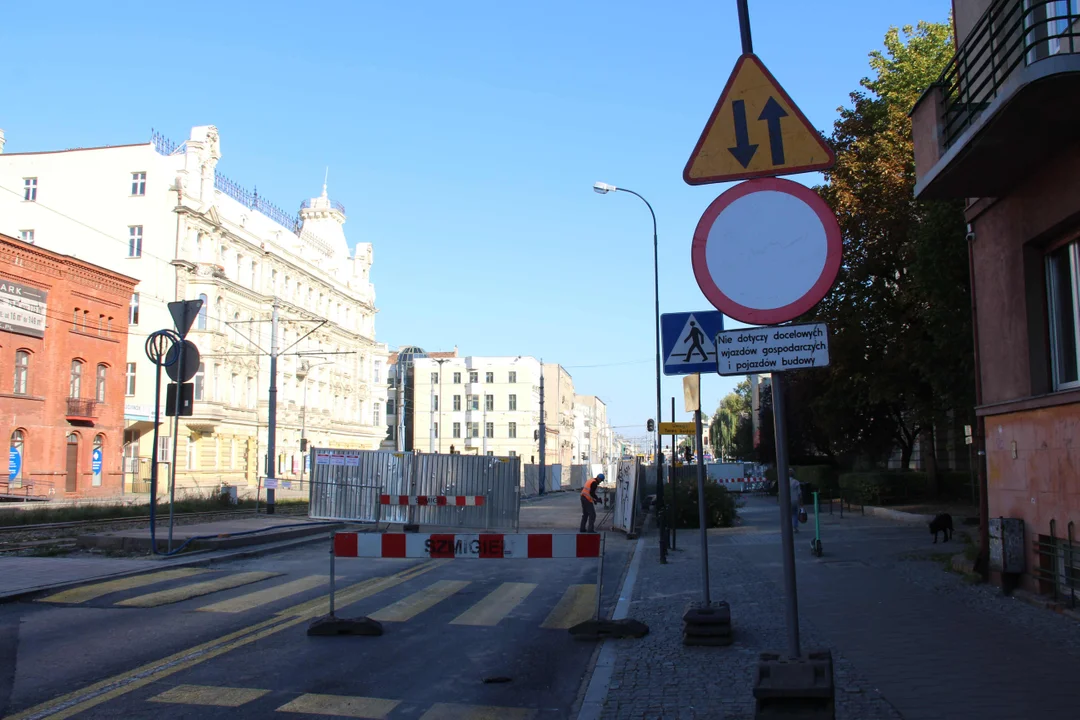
top-left (95, 364), bottom-right (107, 402)
top-left (13, 350), bottom-right (29, 394)
top-left (65, 433), bottom-right (79, 493)
top-left (69, 360), bottom-right (83, 398)
top-left (215, 296), bottom-right (223, 330)
top-left (10, 429), bottom-right (25, 487)
top-left (197, 294), bottom-right (208, 330)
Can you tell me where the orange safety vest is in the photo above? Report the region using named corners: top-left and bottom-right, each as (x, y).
top-left (581, 478), bottom-right (600, 503)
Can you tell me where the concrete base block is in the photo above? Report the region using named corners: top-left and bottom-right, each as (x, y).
top-left (753, 650), bottom-right (835, 719)
top-left (306, 615), bottom-right (384, 637)
top-left (683, 600), bottom-right (731, 626)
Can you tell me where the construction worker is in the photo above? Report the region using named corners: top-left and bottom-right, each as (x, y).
top-left (580, 473), bottom-right (603, 533)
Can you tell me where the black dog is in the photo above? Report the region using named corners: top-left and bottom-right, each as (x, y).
top-left (929, 513), bottom-right (953, 543)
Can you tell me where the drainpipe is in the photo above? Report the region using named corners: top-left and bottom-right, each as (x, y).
top-left (967, 223), bottom-right (990, 581)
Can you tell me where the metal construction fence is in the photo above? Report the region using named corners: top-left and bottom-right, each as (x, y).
top-left (308, 448), bottom-right (521, 530)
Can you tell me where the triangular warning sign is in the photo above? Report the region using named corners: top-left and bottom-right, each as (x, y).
top-left (683, 54), bottom-right (835, 185)
top-left (665, 314), bottom-right (717, 366)
top-left (168, 299), bottom-right (203, 339)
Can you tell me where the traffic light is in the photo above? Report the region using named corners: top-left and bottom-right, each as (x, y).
top-left (684, 445), bottom-right (693, 464)
top-left (300, 438), bottom-right (309, 452)
top-left (647, 419), bottom-right (655, 432)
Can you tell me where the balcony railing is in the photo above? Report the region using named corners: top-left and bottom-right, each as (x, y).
top-left (66, 398), bottom-right (98, 420)
top-left (938, 0), bottom-right (1080, 149)
top-left (301, 197), bottom-right (347, 215)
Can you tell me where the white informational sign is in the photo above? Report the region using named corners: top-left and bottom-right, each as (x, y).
top-left (716, 323), bottom-right (830, 376)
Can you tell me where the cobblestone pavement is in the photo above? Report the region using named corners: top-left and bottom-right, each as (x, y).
top-left (595, 496), bottom-right (1080, 719)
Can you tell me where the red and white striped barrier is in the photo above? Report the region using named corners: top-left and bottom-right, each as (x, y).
top-left (333, 532), bottom-right (601, 560)
top-left (714, 477), bottom-right (765, 483)
top-left (379, 495), bottom-right (485, 507)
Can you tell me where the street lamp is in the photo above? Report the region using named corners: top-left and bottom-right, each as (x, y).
top-left (435, 358), bottom-right (448, 454)
top-left (296, 358), bottom-right (333, 489)
top-left (594, 181), bottom-right (666, 563)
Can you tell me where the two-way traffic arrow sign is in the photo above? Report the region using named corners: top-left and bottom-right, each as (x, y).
top-left (683, 54), bottom-right (835, 185)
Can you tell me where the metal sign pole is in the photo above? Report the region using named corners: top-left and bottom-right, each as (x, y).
top-left (593, 533), bottom-right (606, 621)
top-left (771, 374), bottom-right (801, 658)
top-left (149, 362), bottom-right (163, 545)
top-left (167, 343), bottom-right (185, 553)
top-left (670, 396), bottom-right (677, 550)
top-left (694, 406), bottom-right (711, 605)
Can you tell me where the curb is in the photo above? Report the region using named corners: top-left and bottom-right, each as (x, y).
top-left (76, 521), bottom-right (343, 553)
top-left (862, 506), bottom-right (935, 524)
top-left (0, 526), bottom-right (354, 604)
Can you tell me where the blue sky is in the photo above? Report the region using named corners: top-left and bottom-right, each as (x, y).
top-left (3, 0), bottom-right (951, 443)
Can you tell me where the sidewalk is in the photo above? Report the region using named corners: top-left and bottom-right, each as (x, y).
top-left (590, 496), bottom-right (1080, 720)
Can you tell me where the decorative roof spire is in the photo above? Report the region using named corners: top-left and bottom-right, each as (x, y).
top-left (322, 166), bottom-right (328, 198)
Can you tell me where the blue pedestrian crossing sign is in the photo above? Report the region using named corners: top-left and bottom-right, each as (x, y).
top-left (660, 311), bottom-right (725, 376)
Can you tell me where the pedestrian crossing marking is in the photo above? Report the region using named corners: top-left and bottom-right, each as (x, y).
top-left (276, 693), bottom-right (400, 718)
top-left (449, 582), bottom-right (537, 626)
top-left (197, 575), bottom-right (331, 614)
top-left (36, 568), bottom-right (212, 605)
top-left (115, 571), bottom-right (281, 608)
top-left (369, 580), bottom-right (470, 622)
top-left (419, 702), bottom-right (538, 720)
top-left (540, 584), bottom-right (596, 629)
top-left (277, 561), bottom-right (445, 618)
top-left (149, 684), bottom-right (268, 707)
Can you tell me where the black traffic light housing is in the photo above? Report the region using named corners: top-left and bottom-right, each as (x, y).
top-left (647, 419), bottom-right (655, 432)
top-left (684, 445), bottom-right (693, 464)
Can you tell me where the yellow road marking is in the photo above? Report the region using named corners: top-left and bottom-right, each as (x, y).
top-left (197, 575), bottom-right (331, 613)
top-left (115, 571), bottom-right (281, 608)
top-left (540, 584), bottom-right (596, 629)
top-left (36, 569), bottom-right (212, 605)
top-left (369, 580), bottom-right (470, 622)
top-left (276, 693), bottom-right (400, 718)
top-left (280, 560), bottom-right (447, 618)
top-left (449, 582), bottom-right (537, 626)
top-left (419, 702), bottom-right (538, 720)
top-left (148, 684), bottom-right (268, 707)
top-left (4, 561), bottom-right (440, 720)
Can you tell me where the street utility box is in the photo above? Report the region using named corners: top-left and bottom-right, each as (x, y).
top-left (989, 517), bottom-right (1025, 574)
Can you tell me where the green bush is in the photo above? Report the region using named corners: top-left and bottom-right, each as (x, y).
top-left (670, 480), bottom-right (738, 529)
top-left (837, 471), bottom-right (975, 505)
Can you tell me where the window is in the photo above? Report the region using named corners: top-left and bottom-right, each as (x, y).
top-left (69, 360), bottom-right (83, 398)
top-left (13, 351), bottom-right (29, 394)
top-left (387, 398), bottom-right (396, 416)
top-left (486, 372), bottom-right (494, 383)
top-left (508, 450), bottom-right (517, 458)
top-left (157, 434), bottom-right (171, 463)
top-left (509, 422), bottom-right (517, 439)
top-left (509, 371), bottom-right (517, 383)
top-left (453, 395), bottom-right (461, 411)
top-left (10, 430), bottom-right (24, 487)
top-left (431, 372), bottom-right (439, 384)
top-left (433, 423), bottom-right (439, 439)
top-left (236, 253), bottom-right (243, 280)
top-left (485, 394), bottom-right (494, 411)
top-left (374, 361), bottom-right (382, 383)
top-left (469, 371), bottom-right (478, 383)
top-left (19, 230), bottom-right (34, 244)
top-left (95, 364), bottom-right (107, 402)
top-left (128, 226), bottom-right (143, 258)
top-left (213, 364), bottom-right (220, 400)
top-left (468, 422), bottom-right (479, 438)
top-left (251, 261), bottom-right (258, 289)
top-left (374, 403), bottom-right (381, 426)
top-left (193, 363), bottom-right (205, 401)
top-left (125, 362), bottom-right (136, 396)
top-left (23, 177), bottom-right (37, 201)
top-left (1048, 241), bottom-right (1080, 388)
top-left (192, 293), bottom-right (207, 330)
top-left (469, 395), bottom-right (479, 411)
top-left (486, 422), bottom-right (494, 438)
top-left (509, 394), bottom-right (517, 411)
top-left (453, 422), bottom-right (461, 438)
top-left (453, 372), bottom-right (462, 384)
top-left (129, 293), bottom-right (140, 325)
top-left (186, 436), bottom-right (196, 470)
top-left (131, 172), bottom-right (146, 196)
top-left (246, 377), bottom-right (254, 409)
top-left (432, 395), bottom-right (439, 411)
top-left (231, 373), bottom-right (239, 406)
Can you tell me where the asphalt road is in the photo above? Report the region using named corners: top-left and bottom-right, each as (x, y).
top-left (0, 498), bottom-right (633, 720)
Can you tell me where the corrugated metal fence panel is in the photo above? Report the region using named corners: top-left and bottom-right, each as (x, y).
top-left (569, 465), bottom-right (586, 490)
top-left (411, 454), bottom-right (520, 530)
top-left (308, 447), bottom-right (406, 523)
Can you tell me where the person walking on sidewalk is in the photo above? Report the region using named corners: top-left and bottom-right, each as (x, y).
top-left (580, 473), bottom-right (603, 533)
top-left (788, 468), bottom-right (802, 533)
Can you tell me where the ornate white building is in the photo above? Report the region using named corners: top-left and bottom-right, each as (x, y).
top-left (0, 125), bottom-right (389, 494)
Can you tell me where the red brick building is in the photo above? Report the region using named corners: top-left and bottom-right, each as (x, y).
top-left (1, 231), bottom-right (138, 499)
top-left (912, 0), bottom-right (1080, 597)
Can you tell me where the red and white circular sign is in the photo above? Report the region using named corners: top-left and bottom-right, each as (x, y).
top-left (691, 177), bottom-right (841, 325)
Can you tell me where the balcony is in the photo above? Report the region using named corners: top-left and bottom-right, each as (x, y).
top-left (66, 398), bottom-right (98, 424)
top-left (913, 0), bottom-right (1080, 199)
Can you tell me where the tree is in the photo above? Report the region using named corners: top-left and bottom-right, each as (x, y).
top-left (709, 379), bottom-right (754, 461)
top-left (796, 19), bottom-right (972, 483)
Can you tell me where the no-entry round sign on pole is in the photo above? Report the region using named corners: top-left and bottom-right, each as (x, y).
top-left (691, 177), bottom-right (841, 325)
